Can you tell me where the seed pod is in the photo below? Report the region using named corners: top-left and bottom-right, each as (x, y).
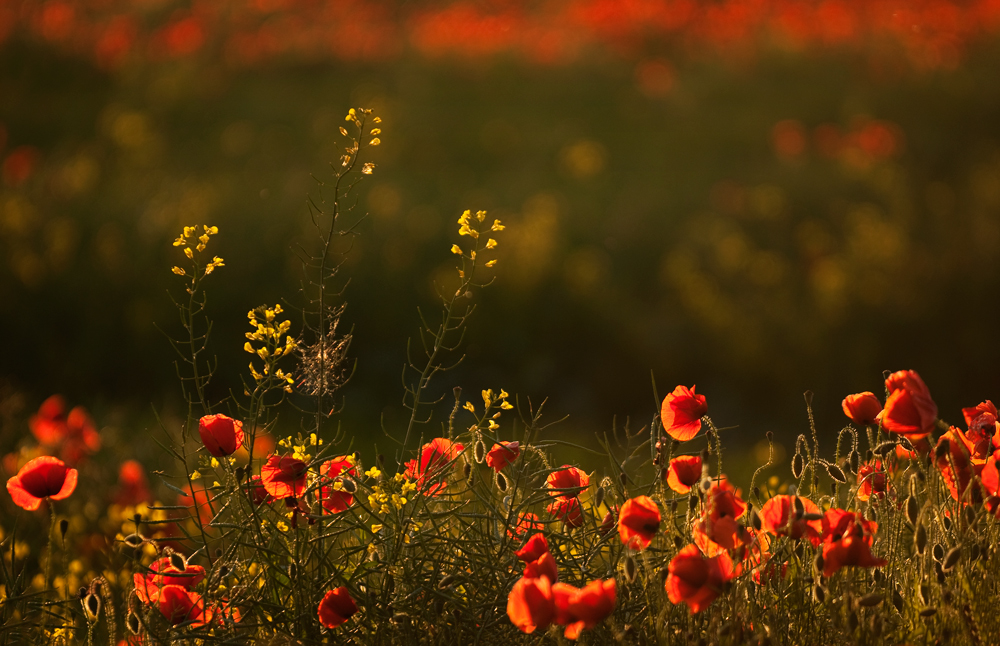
top-left (474, 439), bottom-right (486, 464)
top-left (932, 544), bottom-right (945, 562)
top-left (791, 454), bottom-right (804, 479)
top-left (220, 565), bottom-right (229, 577)
top-left (495, 471), bottom-right (508, 492)
top-left (919, 584), bottom-right (931, 606)
top-left (905, 496), bottom-right (919, 525)
top-left (935, 564), bottom-right (945, 584)
top-left (942, 514), bottom-right (952, 532)
top-left (127, 612), bottom-right (141, 634)
top-left (812, 585), bottom-right (825, 603)
top-left (83, 592), bottom-right (101, 621)
top-left (915, 523), bottom-right (927, 555)
top-left (919, 607), bottom-right (937, 618)
top-left (858, 593), bottom-right (882, 607)
top-left (826, 463), bottom-right (847, 484)
top-left (942, 545), bottom-right (961, 572)
top-left (288, 563), bottom-right (296, 579)
top-left (624, 555), bottom-right (637, 583)
top-left (595, 486), bottom-right (606, 510)
top-left (169, 553), bottom-right (187, 571)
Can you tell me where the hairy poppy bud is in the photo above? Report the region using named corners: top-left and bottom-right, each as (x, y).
top-left (169, 553), bottom-right (187, 571)
top-left (813, 585), bottom-right (825, 603)
top-left (474, 439), bottom-right (486, 464)
top-left (826, 463), bottom-right (847, 484)
top-left (942, 545), bottom-right (961, 572)
top-left (83, 592), bottom-right (100, 621)
top-left (905, 496), bottom-right (919, 526)
top-left (858, 593), bottom-right (882, 607)
top-left (942, 515), bottom-right (952, 531)
top-left (791, 454), bottom-right (804, 479)
top-left (932, 543), bottom-right (944, 562)
top-left (892, 588), bottom-right (903, 614)
top-left (127, 612), bottom-right (141, 634)
top-left (124, 533), bottom-right (144, 548)
top-left (919, 607), bottom-right (937, 617)
top-left (848, 450), bottom-right (860, 475)
top-left (595, 486), bottom-right (606, 510)
top-left (495, 471), bottom-right (508, 492)
top-left (623, 555), bottom-right (637, 583)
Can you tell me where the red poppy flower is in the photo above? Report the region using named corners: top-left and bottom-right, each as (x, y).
top-left (157, 584), bottom-right (204, 626)
top-left (523, 551), bottom-right (558, 583)
top-left (692, 480), bottom-right (748, 556)
top-left (177, 482), bottom-right (216, 525)
top-left (317, 587), bottom-right (358, 629)
top-left (516, 533), bottom-right (550, 563)
top-left (198, 414), bottom-right (245, 458)
top-left (507, 512), bottom-right (544, 539)
top-left (553, 579), bottom-right (616, 640)
top-left (880, 370), bottom-right (937, 438)
top-left (661, 385), bottom-right (708, 442)
top-left (856, 460), bottom-right (887, 502)
top-left (665, 455), bottom-right (702, 494)
top-left (547, 496), bottom-right (584, 528)
top-left (618, 495), bottom-right (661, 550)
top-left (665, 544), bottom-right (734, 614)
top-left (260, 455), bottom-right (309, 499)
top-left (319, 456), bottom-right (356, 514)
top-left (545, 465), bottom-right (589, 499)
top-left (404, 437), bottom-right (464, 495)
top-left (819, 509), bottom-right (886, 576)
top-left (114, 460), bottom-right (152, 507)
top-left (485, 441), bottom-right (520, 471)
top-left (758, 495), bottom-right (822, 545)
top-left (134, 556), bottom-right (206, 603)
top-left (507, 575), bottom-right (555, 634)
top-left (842, 392), bottom-right (882, 426)
top-left (982, 453), bottom-right (1000, 517)
top-left (935, 428), bottom-right (980, 503)
top-left (6, 456), bottom-right (78, 511)
top-left (29, 396), bottom-right (100, 464)
top-left (962, 401), bottom-right (999, 461)
top-left (599, 507), bottom-right (617, 536)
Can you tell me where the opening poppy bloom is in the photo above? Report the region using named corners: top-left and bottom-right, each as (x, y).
top-left (618, 495), bottom-right (661, 550)
top-left (962, 400), bottom-right (1000, 461)
top-left (758, 495), bottom-right (822, 545)
top-left (665, 544), bottom-right (734, 614)
top-left (547, 496), bottom-right (584, 528)
top-left (856, 460), bottom-right (887, 502)
top-left (507, 575), bottom-right (555, 634)
top-left (880, 370), bottom-right (937, 438)
top-left (485, 441), bottom-right (520, 471)
top-left (516, 532), bottom-right (550, 563)
top-left (317, 587), bottom-right (358, 629)
top-left (403, 437), bottom-right (464, 496)
top-left (318, 456), bottom-right (356, 513)
top-left (133, 556), bottom-right (206, 603)
top-left (692, 479), bottom-right (748, 556)
top-left (157, 584), bottom-right (204, 626)
top-left (507, 512), bottom-right (544, 539)
top-left (661, 385), bottom-right (708, 441)
top-left (197, 414), bottom-right (245, 458)
top-left (895, 436), bottom-right (931, 460)
top-left (599, 507), bottom-right (617, 536)
top-left (934, 428), bottom-right (980, 503)
top-left (819, 509), bottom-right (886, 576)
top-left (842, 392), bottom-right (882, 426)
top-left (6, 456), bottom-right (78, 511)
top-left (29, 395), bottom-right (100, 464)
top-left (982, 454), bottom-right (1000, 517)
top-left (552, 579), bottom-right (616, 640)
top-left (665, 454), bottom-right (702, 494)
top-left (545, 465), bottom-right (589, 498)
top-left (523, 551), bottom-right (558, 583)
top-left (245, 475), bottom-right (273, 506)
top-left (260, 455), bottom-right (309, 499)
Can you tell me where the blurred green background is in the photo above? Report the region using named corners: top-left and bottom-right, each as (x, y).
top-left (3, 0), bottom-right (1000, 481)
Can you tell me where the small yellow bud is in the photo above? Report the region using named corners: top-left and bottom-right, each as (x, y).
top-left (371, 524), bottom-right (383, 534)
top-left (184, 247), bottom-right (194, 259)
top-left (369, 138), bottom-right (380, 146)
top-left (172, 267), bottom-right (186, 276)
top-left (190, 470), bottom-right (201, 480)
top-left (476, 210), bottom-right (487, 222)
top-left (370, 128), bottom-right (381, 135)
top-left (470, 250), bottom-right (477, 260)
top-left (210, 458), bottom-right (219, 468)
top-left (491, 219), bottom-right (505, 231)
top-left (362, 162), bottom-right (375, 175)
top-left (485, 260), bottom-right (498, 268)
top-left (451, 244), bottom-right (462, 255)
top-left (486, 238), bottom-right (497, 249)
top-left (339, 126), bottom-right (349, 137)
top-left (373, 116), bottom-right (382, 123)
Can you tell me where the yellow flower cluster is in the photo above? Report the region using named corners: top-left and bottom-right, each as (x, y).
top-left (277, 432), bottom-right (321, 461)
top-left (451, 210), bottom-right (504, 269)
top-left (367, 473), bottom-right (417, 515)
top-left (171, 225), bottom-right (223, 277)
top-left (245, 304), bottom-right (297, 392)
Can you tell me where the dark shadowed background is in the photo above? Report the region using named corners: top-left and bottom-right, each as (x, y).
top-left (2, 0), bottom-right (1000, 485)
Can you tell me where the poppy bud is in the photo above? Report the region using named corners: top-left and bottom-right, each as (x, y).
top-left (83, 592), bottom-right (101, 621)
top-left (826, 463), bottom-right (847, 484)
top-left (341, 477), bottom-right (357, 494)
top-left (942, 546), bottom-right (961, 572)
top-left (858, 593), bottom-right (882, 607)
top-left (439, 574), bottom-right (456, 589)
top-left (848, 610), bottom-right (859, 631)
top-left (962, 506), bottom-right (976, 527)
top-left (905, 496), bottom-right (919, 525)
top-left (750, 507), bottom-right (761, 531)
top-left (688, 495), bottom-right (698, 512)
top-left (812, 585), bottom-right (825, 603)
top-left (595, 486), bottom-right (606, 510)
top-left (623, 555), bottom-right (637, 583)
top-left (942, 515), bottom-right (952, 531)
top-left (791, 454), bottom-right (804, 479)
top-left (495, 471), bottom-right (508, 492)
top-left (919, 607), bottom-right (937, 617)
top-left (169, 553), bottom-right (187, 571)
top-left (127, 612), bottom-right (141, 634)
top-left (915, 523), bottom-right (927, 554)
top-left (620, 471), bottom-right (627, 488)
top-left (970, 543), bottom-right (981, 563)
top-left (474, 439), bottom-right (486, 464)
top-left (892, 588), bottom-right (903, 613)
top-left (813, 553), bottom-right (824, 574)
top-left (792, 496), bottom-right (805, 519)
top-left (124, 533), bottom-right (144, 548)
top-left (377, 453), bottom-right (385, 466)
top-left (59, 518), bottom-right (69, 539)
top-left (873, 441), bottom-right (897, 456)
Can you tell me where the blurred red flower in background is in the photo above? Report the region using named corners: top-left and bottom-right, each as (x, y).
top-left (29, 395), bottom-right (100, 464)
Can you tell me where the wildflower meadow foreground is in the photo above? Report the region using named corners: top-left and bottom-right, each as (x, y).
top-left (3, 109), bottom-right (1000, 646)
